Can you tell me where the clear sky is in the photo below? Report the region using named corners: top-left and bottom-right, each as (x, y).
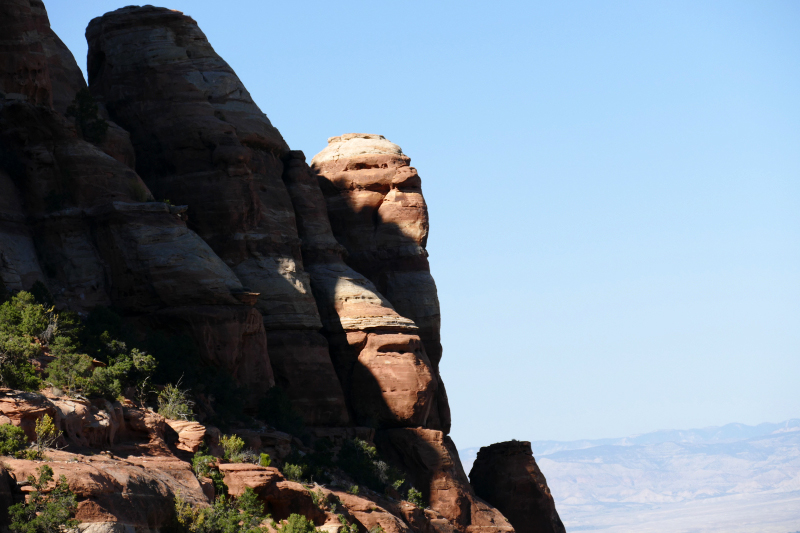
top-left (46, 0), bottom-right (799, 447)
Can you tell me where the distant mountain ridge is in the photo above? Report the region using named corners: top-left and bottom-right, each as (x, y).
top-left (460, 419), bottom-right (800, 533)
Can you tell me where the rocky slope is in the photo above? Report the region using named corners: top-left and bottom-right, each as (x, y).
top-left (0, 1), bottom-right (564, 532)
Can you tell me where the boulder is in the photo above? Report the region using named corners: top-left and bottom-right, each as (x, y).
top-left (469, 441), bottom-right (565, 533)
top-left (218, 464), bottom-right (326, 523)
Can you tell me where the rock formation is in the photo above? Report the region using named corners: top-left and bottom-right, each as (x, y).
top-left (0, 1), bottom-right (566, 532)
top-left (0, 0), bottom-right (274, 408)
top-left (377, 428), bottom-right (513, 533)
top-left (282, 151), bottom-right (436, 428)
top-left (469, 441), bottom-right (566, 533)
top-left (85, 6), bottom-right (348, 425)
top-left (311, 134), bottom-right (451, 432)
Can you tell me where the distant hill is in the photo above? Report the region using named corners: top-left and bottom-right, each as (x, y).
top-left (460, 420), bottom-right (800, 533)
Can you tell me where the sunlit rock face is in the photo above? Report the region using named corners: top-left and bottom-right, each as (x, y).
top-left (311, 134), bottom-right (450, 432)
top-left (282, 151), bottom-right (436, 428)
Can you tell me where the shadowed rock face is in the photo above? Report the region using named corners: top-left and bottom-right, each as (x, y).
top-left (85, 6), bottom-right (317, 328)
top-left (0, 1), bottom-right (274, 403)
top-left (0, 0), bottom-right (53, 106)
top-left (311, 134), bottom-right (451, 432)
top-left (85, 5), bottom-right (349, 425)
top-left (469, 441), bottom-right (566, 533)
top-left (376, 428), bottom-right (514, 533)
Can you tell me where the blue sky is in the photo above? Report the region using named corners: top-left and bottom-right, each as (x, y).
top-left (47, 0), bottom-right (800, 446)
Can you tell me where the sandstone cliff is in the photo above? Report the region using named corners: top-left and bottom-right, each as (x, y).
top-left (0, 1), bottom-right (565, 532)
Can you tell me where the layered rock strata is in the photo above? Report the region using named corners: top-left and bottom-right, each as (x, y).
top-left (0, 2), bottom-right (567, 531)
top-left (0, 0), bottom-right (273, 405)
top-left (85, 6), bottom-right (348, 424)
top-left (469, 441), bottom-right (566, 533)
top-left (282, 151), bottom-right (436, 428)
top-left (311, 134), bottom-right (451, 432)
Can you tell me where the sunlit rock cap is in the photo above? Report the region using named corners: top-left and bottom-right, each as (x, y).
top-left (311, 133), bottom-right (404, 164)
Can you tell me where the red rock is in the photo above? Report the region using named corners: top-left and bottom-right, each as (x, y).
top-left (146, 306), bottom-right (274, 407)
top-left (218, 464), bottom-right (326, 523)
top-left (86, 6), bottom-right (348, 422)
top-left (0, 168), bottom-right (45, 292)
top-left (325, 489), bottom-right (413, 533)
top-left (50, 396), bottom-right (123, 448)
top-left (0, 464), bottom-right (12, 527)
top-left (0, 388), bottom-right (57, 441)
top-left (165, 419), bottom-right (208, 453)
top-left (4, 451), bottom-right (208, 528)
top-left (282, 151), bottom-right (435, 428)
top-left (469, 442), bottom-right (565, 533)
top-left (376, 428), bottom-right (514, 533)
top-left (311, 134), bottom-right (450, 432)
top-left (0, 97), bottom-right (272, 397)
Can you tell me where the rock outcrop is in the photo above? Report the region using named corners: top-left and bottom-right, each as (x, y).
top-left (376, 428), bottom-right (513, 533)
top-left (282, 151), bottom-right (436, 428)
top-left (0, 0), bottom-right (274, 407)
top-left (469, 441), bottom-right (566, 533)
top-left (85, 6), bottom-right (348, 425)
top-left (0, 1), bottom-right (566, 532)
top-left (311, 134), bottom-right (451, 432)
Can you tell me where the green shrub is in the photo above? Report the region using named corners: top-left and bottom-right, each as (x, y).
top-left (259, 453), bottom-right (271, 467)
top-left (191, 446), bottom-right (226, 496)
top-left (175, 488), bottom-right (267, 533)
top-left (220, 434), bottom-right (245, 463)
top-left (308, 487), bottom-right (326, 509)
top-left (158, 382), bottom-right (195, 421)
top-left (368, 526), bottom-right (385, 533)
top-left (0, 335), bottom-right (42, 392)
top-left (275, 514), bottom-right (320, 533)
top-left (86, 346), bottom-right (157, 401)
top-left (407, 487), bottom-right (424, 509)
top-left (337, 515), bottom-right (358, 533)
top-left (347, 485), bottom-right (359, 495)
top-left (0, 424), bottom-right (27, 456)
top-left (337, 438), bottom-right (404, 493)
top-left (65, 89), bottom-right (108, 145)
top-left (0, 291), bottom-right (50, 337)
top-left (281, 463), bottom-right (305, 482)
top-left (34, 414), bottom-right (61, 457)
top-left (45, 351), bottom-right (93, 396)
top-left (9, 464), bottom-right (78, 533)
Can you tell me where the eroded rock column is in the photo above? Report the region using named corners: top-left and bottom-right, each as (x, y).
top-left (311, 134), bottom-right (451, 431)
top-left (282, 151), bottom-right (436, 428)
top-left (469, 441), bottom-right (566, 533)
top-left (86, 7), bottom-right (347, 423)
